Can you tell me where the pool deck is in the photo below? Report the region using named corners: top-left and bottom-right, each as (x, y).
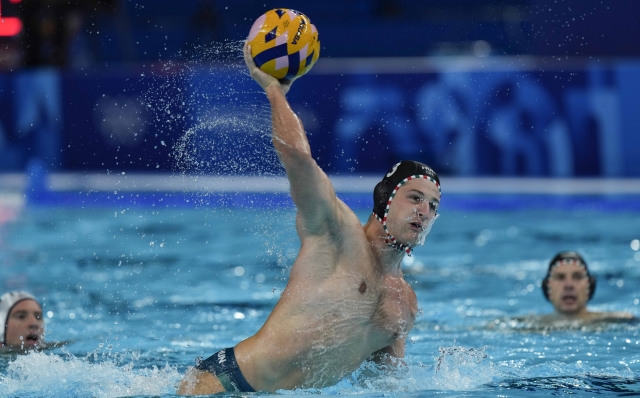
top-left (2, 173), bottom-right (640, 211)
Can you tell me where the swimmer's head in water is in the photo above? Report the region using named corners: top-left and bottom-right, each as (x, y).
top-left (372, 160), bottom-right (441, 255)
top-left (542, 251), bottom-right (596, 302)
top-left (0, 291), bottom-right (41, 346)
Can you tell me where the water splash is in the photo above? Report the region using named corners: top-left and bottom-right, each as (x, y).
top-left (138, 35), bottom-right (288, 255)
top-left (432, 345), bottom-right (496, 390)
top-left (140, 38), bottom-right (296, 314)
top-left (142, 39), bottom-right (282, 180)
top-left (0, 351), bottom-right (180, 398)
top-left (280, 345), bottom-right (499, 395)
top-left (171, 108), bottom-right (277, 178)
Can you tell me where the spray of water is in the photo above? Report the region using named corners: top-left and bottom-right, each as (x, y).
top-left (277, 345), bottom-right (499, 394)
top-left (406, 207), bottom-right (439, 247)
top-left (418, 213), bottom-right (439, 246)
top-left (142, 39), bottom-right (284, 182)
top-left (0, 351), bottom-right (180, 398)
top-left (140, 39), bottom-right (296, 296)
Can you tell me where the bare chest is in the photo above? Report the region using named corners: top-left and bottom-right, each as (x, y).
top-left (309, 269), bottom-right (418, 343)
top-left (258, 268), bottom-right (417, 388)
top-left (283, 267), bottom-right (417, 332)
top-left (369, 274), bottom-right (418, 342)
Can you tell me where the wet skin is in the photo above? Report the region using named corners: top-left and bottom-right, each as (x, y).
top-left (384, 180), bottom-right (440, 246)
top-left (178, 43), bottom-right (441, 395)
top-left (180, 180), bottom-right (440, 394)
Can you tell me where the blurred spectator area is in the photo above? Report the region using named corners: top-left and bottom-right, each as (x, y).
top-left (2, 0), bottom-right (640, 69)
top-left (2, 0), bottom-right (640, 177)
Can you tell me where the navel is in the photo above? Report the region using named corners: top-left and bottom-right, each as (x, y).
top-left (359, 281), bottom-right (367, 294)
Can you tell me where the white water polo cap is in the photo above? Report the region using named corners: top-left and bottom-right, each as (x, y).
top-left (0, 291), bottom-right (37, 344)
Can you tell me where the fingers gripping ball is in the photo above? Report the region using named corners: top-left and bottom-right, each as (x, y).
top-left (247, 9), bottom-right (320, 82)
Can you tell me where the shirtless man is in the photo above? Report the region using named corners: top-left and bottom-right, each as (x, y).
top-left (177, 44), bottom-right (441, 394)
top-left (540, 251), bottom-right (634, 323)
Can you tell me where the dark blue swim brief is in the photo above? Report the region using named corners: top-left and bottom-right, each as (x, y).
top-left (195, 347), bottom-right (255, 392)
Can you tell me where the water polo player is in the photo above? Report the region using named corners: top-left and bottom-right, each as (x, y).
top-left (540, 251), bottom-right (634, 322)
top-left (177, 42), bottom-right (442, 394)
top-left (0, 291), bottom-right (45, 352)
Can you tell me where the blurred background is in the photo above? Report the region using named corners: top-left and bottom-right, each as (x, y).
top-left (1, 0), bottom-right (640, 204)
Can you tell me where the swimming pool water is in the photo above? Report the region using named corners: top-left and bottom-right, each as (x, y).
top-left (1, 203), bottom-right (639, 397)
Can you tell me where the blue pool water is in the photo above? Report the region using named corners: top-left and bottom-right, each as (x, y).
top-left (1, 201), bottom-right (639, 397)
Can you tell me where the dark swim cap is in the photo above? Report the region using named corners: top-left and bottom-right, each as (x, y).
top-left (373, 160), bottom-right (441, 220)
top-left (541, 251), bottom-right (596, 301)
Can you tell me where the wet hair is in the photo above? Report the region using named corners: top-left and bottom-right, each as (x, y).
top-left (0, 291), bottom-right (38, 344)
top-left (372, 160), bottom-right (441, 221)
top-left (541, 252), bottom-right (596, 301)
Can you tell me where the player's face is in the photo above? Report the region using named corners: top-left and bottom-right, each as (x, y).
top-left (547, 262), bottom-right (590, 316)
top-left (385, 179), bottom-right (440, 247)
top-left (5, 299), bottom-right (45, 348)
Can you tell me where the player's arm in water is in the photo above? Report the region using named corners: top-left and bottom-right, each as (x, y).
top-left (244, 43), bottom-right (341, 235)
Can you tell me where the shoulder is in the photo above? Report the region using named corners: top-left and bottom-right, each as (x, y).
top-left (586, 311), bottom-right (636, 322)
top-left (301, 199), bottom-right (364, 239)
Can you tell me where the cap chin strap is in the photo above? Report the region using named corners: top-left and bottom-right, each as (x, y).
top-left (375, 175), bottom-right (441, 257)
top-left (374, 212), bottom-right (413, 254)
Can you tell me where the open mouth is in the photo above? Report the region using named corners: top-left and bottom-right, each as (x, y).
top-left (24, 334), bottom-right (40, 344)
top-left (410, 222), bottom-right (423, 230)
top-left (561, 295), bottom-right (577, 305)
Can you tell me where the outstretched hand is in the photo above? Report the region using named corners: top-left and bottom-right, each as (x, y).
top-left (244, 42), bottom-right (293, 95)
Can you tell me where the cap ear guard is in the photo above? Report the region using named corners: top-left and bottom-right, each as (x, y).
top-left (541, 277), bottom-right (550, 301)
top-left (373, 179), bottom-right (393, 220)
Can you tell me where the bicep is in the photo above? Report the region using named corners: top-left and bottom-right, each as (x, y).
top-left (265, 89), bottom-right (338, 233)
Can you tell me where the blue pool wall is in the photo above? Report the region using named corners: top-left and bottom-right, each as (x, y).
top-left (2, 59), bottom-right (640, 178)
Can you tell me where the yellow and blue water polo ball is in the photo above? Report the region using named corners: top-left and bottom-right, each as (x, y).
top-left (247, 9), bottom-right (320, 81)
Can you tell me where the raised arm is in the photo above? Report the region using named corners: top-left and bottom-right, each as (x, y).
top-left (244, 44), bottom-right (339, 234)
